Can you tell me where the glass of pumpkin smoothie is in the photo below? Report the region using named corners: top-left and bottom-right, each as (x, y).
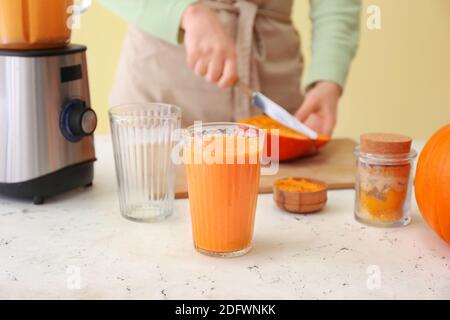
top-left (182, 123), bottom-right (265, 257)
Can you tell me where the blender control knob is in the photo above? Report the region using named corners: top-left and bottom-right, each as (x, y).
top-left (60, 99), bottom-right (97, 142)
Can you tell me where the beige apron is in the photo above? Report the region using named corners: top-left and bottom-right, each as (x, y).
top-left (109, 0), bottom-right (304, 127)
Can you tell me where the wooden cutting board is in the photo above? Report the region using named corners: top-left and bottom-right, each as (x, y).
top-left (175, 138), bottom-right (357, 199)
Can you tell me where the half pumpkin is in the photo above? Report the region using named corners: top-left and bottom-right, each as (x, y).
top-left (239, 115), bottom-right (330, 161)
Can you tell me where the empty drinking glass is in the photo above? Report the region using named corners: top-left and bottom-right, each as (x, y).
top-left (109, 103), bottom-right (181, 222)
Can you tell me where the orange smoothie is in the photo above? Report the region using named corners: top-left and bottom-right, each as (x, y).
top-left (184, 125), bottom-right (263, 256)
top-left (0, 0), bottom-right (74, 49)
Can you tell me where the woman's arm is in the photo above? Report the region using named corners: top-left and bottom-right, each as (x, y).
top-left (98, 0), bottom-right (196, 44)
top-left (306, 0), bottom-right (362, 90)
top-left (295, 0), bottom-right (361, 137)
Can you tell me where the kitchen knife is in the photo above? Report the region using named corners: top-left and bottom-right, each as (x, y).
top-left (238, 81), bottom-right (318, 140)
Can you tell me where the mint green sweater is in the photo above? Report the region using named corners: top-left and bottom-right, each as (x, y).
top-left (98, 0), bottom-right (361, 89)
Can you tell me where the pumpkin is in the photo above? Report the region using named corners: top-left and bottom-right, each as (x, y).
top-left (415, 123), bottom-right (450, 244)
top-left (239, 115), bottom-right (330, 161)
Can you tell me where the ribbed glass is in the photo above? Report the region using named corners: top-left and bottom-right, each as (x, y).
top-left (109, 103), bottom-right (181, 222)
top-left (183, 123), bottom-right (265, 257)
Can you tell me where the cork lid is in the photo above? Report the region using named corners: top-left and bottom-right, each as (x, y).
top-left (360, 133), bottom-right (412, 155)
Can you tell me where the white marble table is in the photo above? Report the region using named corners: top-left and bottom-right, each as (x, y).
top-left (0, 137), bottom-right (449, 300)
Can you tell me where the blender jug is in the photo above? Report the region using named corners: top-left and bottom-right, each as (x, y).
top-left (0, 0), bottom-right (91, 50)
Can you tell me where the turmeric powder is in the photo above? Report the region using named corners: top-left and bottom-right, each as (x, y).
top-left (354, 133), bottom-right (417, 227)
top-left (275, 178), bottom-right (325, 193)
top-left (357, 163), bottom-right (410, 222)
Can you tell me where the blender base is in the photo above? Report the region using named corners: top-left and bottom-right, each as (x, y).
top-left (0, 160), bottom-right (95, 205)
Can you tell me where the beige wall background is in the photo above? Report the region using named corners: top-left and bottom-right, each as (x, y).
top-left (73, 0), bottom-right (450, 139)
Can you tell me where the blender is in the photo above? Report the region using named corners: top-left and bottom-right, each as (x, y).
top-left (0, 0), bottom-right (97, 204)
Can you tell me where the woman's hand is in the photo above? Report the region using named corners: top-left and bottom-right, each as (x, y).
top-left (181, 4), bottom-right (238, 89)
top-left (295, 81), bottom-right (342, 137)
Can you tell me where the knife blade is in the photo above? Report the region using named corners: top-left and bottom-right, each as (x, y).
top-left (238, 81), bottom-right (318, 140)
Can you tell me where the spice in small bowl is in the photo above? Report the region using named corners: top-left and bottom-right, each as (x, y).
top-left (273, 178), bottom-right (328, 214)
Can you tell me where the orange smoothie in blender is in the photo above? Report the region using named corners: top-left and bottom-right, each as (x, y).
top-left (0, 0), bottom-right (75, 49)
top-left (183, 123), bottom-right (263, 257)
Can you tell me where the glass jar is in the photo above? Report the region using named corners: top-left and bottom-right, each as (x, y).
top-left (354, 134), bottom-right (417, 227)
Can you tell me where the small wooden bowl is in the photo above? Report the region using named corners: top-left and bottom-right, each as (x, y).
top-left (273, 178), bottom-right (328, 214)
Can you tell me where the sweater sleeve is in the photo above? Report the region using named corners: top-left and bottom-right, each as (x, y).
top-left (305, 0), bottom-right (362, 90)
top-left (98, 0), bottom-right (197, 44)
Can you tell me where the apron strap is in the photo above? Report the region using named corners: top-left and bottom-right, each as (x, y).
top-left (233, 0), bottom-right (258, 120)
top-left (201, 0), bottom-right (291, 120)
